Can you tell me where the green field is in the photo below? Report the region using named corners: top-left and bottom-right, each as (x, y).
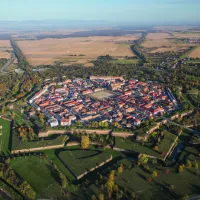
top-left (186, 59), bottom-right (200, 64)
top-left (58, 149), bottom-right (112, 179)
top-left (0, 118), bottom-right (11, 155)
top-left (187, 93), bottom-right (200, 107)
top-left (11, 133), bottom-right (68, 151)
top-left (115, 137), bottom-right (160, 158)
top-left (157, 131), bottom-right (177, 155)
top-left (4, 64), bottom-right (18, 72)
top-left (14, 110), bottom-right (33, 127)
top-left (44, 149), bottom-right (76, 181)
top-left (10, 156), bottom-right (63, 199)
top-left (89, 90), bottom-right (113, 100)
top-left (115, 59), bottom-right (138, 64)
top-left (114, 158), bottom-right (200, 200)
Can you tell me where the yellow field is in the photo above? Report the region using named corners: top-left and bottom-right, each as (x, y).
top-left (154, 26), bottom-right (197, 31)
top-left (142, 32), bottom-right (200, 54)
top-left (0, 40), bottom-right (11, 59)
top-left (142, 33), bottom-right (173, 48)
top-left (0, 52), bottom-right (11, 59)
top-left (17, 35), bottom-right (139, 66)
top-left (189, 47), bottom-right (200, 58)
top-left (0, 40), bottom-right (11, 47)
top-left (150, 47), bottom-right (189, 53)
top-left (172, 32), bottom-right (200, 38)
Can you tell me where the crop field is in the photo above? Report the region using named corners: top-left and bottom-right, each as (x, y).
top-left (12, 29), bottom-right (85, 39)
top-left (142, 33), bottom-right (174, 48)
top-left (16, 35), bottom-right (139, 66)
top-left (150, 46), bottom-right (189, 53)
top-left (172, 32), bottom-right (200, 38)
top-left (155, 26), bottom-right (196, 31)
top-left (0, 40), bottom-right (12, 59)
top-left (10, 156), bottom-right (63, 199)
top-left (58, 149), bottom-right (111, 178)
top-left (188, 47), bottom-right (200, 58)
top-left (89, 90), bottom-right (113, 100)
top-left (142, 33), bottom-right (199, 54)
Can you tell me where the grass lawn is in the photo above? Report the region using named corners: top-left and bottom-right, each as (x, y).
top-left (13, 110), bottom-right (33, 127)
top-left (10, 156), bottom-right (63, 199)
top-left (44, 149), bottom-right (76, 181)
top-left (58, 148), bottom-right (112, 179)
top-left (115, 158), bottom-right (200, 200)
top-left (157, 131), bottom-right (177, 155)
top-left (11, 133), bottom-right (68, 151)
top-left (115, 137), bottom-right (160, 158)
top-left (88, 90), bottom-right (113, 100)
top-left (0, 118), bottom-right (11, 155)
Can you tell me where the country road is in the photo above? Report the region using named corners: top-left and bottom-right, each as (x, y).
top-left (0, 52), bottom-right (16, 73)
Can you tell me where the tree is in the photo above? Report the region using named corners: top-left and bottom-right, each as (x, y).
top-left (38, 112), bottom-right (45, 125)
top-left (194, 162), bottom-right (199, 169)
top-left (153, 146), bottom-right (158, 151)
top-left (186, 160), bottom-right (192, 168)
top-left (60, 173), bottom-right (67, 188)
top-left (91, 195), bottom-right (97, 200)
top-left (113, 184), bottom-right (118, 193)
top-left (1, 105), bottom-right (5, 114)
top-left (105, 170), bottom-right (115, 198)
top-left (152, 170), bottom-right (158, 177)
top-left (138, 154), bottom-right (148, 165)
top-left (169, 184), bottom-right (174, 191)
top-left (117, 164), bottom-right (124, 174)
top-left (181, 194), bottom-right (189, 200)
top-left (178, 165), bottom-right (184, 173)
top-left (164, 169), bottom-right (170, 175)
top-left (81, 135), bottom-right (89, 149)
top-left (147, 177), bottom-right (152, 183)
top-left (98, 194), bottom-right (104, 200)
top-left (103, 121), bottom-right (109, 127)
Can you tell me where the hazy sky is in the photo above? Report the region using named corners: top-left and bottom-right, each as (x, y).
top-left (1, 0), bottom-right (200, 24)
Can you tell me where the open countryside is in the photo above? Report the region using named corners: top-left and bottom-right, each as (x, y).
top-left (0, 1), bottom-right (200, 200)
top-left (17, 35), bottom-right (140, 66)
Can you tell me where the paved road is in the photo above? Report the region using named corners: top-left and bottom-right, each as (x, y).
top-left (0, 52), bottom-right (16, 73)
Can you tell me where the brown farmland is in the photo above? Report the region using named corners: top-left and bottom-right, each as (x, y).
top-left (142, 32), bottom-right (199, 54)
top-left (172, 32), bottom-right (200, 38)
top-left (17, 35), bottom-right (139, 66)
top-left (0, 40), bottom-right (12, 59)
top-left (189, 47), bottom-right (200, 58)
top-left (142, 33), bottom-right (174, 48)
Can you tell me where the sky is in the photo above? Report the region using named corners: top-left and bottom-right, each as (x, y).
top-left (1, 0), bottom-right (200, 24)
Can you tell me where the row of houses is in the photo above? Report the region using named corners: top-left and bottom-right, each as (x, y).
top-left (28, 77), bottom-right (177, 128)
